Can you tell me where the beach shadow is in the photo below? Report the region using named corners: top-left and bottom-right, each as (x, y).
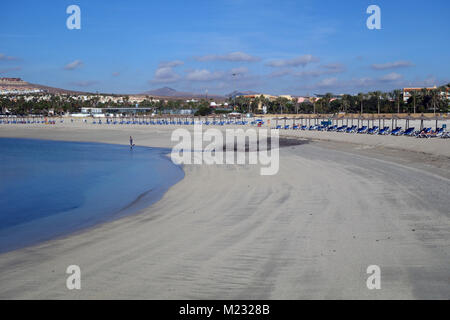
top-left (222, 137), bottom-right (309, 152)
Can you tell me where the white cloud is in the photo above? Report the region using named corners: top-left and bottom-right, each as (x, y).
top-left (158, 60), bottom-right (184, 68)
top-left (266, 54), bottom-right (320, 68)
top-left (195, 52), bottom-right (260, 62)
top-left (0, 53), bottom-right (19, 61)
top-left (352, 77), bottom-right (373, 87)
top-left (151, 67), bottom-right (181, 83)
top-left (230, 67), bottom-right (249, 75)
top-left (269, 63), bottom-right (345, 78)
top-left (371, 61), bottom-right (414, 70)
top-left (268, 69), bottom-right (292, 78)
top-left (379, 72), bottom-right (403, 81)
top-left (185, 69), bottom-right (225, 81)
top-left (64, 60), bottom-right (83, 70)
top-left (321, 63), bottom-right (346, 73)
top-left (316, 77), bottom-right (338, 88)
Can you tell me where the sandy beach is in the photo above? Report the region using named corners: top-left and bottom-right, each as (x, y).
top-left (0, 122), bottom-right (449, 299)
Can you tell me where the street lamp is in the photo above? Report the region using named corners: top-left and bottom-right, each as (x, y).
top-left (232, 73), bottom-right (237, 111)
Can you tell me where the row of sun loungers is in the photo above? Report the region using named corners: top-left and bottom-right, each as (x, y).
top-left (0, 120), bottom-right (61, 124)
top-left (0, 119), bottom-right (260, 126)
top-left (274, 124), bottom-right (449, 139)
top-left (2, 119), bottom-right (448, 139)
top-left (89, 120), bottom-right (256, 126)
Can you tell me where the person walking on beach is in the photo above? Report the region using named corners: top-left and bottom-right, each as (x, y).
top-left (130, 136), bottom-right (135, 150)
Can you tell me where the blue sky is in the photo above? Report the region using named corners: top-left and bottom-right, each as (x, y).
top-left (1, 0), bottom-right (449, 95)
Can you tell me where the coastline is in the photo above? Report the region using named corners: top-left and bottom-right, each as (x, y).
top-left (0, 124), bottom-right (449, 299)
top-left (0, 137), bottom-right (184, 254)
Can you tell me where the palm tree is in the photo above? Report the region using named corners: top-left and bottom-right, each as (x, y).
top-left (293, 99), bottom-right (299, 114)
top-left (341, 94), bottom-right (351, 113)
top-left (392, 89), bottom-right (402, 113)
top-left (420, 88), bottom-right (429, 112)
top-left (371, 91), bottom-right (382, 114)
top-left (357, 93), bottom-right (365, 114)
top-left (411, 90), bottom-right (417, 114)
top-left (379, 92), bottom-right (388, 113)
top-left (436, 85), bottom-right (447, 113)
top-left (430, 88), bottom-right (440, 115)
top-left (323, 93), bottom-right (333, 113)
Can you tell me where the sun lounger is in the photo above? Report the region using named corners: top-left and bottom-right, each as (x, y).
top-left (378, 126), bottom-right (390, 135)
top-left (418, 128), bottom-right (444, 138)
top-left (402, 127), bottom-right (415, 136)
top-left (391, 127), bottom-right (402, 135)
top-left (346, 125), bottom-right (357, 133)
top-left (367, 126), bottom-right (379, 134)
top-left (357, 126), bottom-right (368, 134)
top-left (327, 125), bottom-right (338, 131)
top-left (417, 127), bottom-right (432, 138)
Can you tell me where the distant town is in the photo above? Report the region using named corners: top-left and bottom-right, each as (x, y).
top-left (1, 77), bottom-right (449, 117)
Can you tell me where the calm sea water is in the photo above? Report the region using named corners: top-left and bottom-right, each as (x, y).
top-left (0, 138), bottom-right (184, 253)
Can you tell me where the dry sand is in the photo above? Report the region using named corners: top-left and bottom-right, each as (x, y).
top-left (0, 122), bottom-right (449, 299)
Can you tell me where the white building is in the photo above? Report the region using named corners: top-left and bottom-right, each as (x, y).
top-left (81, 107), bottom-right (103, 114)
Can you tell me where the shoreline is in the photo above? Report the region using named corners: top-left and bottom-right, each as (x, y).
top-left (0, 133), bottom-right (308, 254)
top-left (0, 137), bottom-right (185, 254)
top-left (0, 120), bottom-right (448, 157)
top-left (0, 124), bottom-right (449, 299)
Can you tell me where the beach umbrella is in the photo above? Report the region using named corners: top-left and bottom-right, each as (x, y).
top-left (404, 114), bottom-right (413, 129)
top-left (331, 114), bottom-right (339, 126)
top-left (390, 114), bottom-right (397, 128)
top-left (417, 114), bottom-right (430, 130)
top-left (433, 115), bottom-right (445, 130)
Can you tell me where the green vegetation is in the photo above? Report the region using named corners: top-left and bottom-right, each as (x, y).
top-left (229, 85), bottom-right (449, 114)
top-left (194, 106), bottom-right (213, 116)
top-left (1, 84), bottom-right (448, 116)
top-left (0, 94), bottom-right (214, 116)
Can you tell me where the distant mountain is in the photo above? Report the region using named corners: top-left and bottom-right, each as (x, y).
top-left (142, 87), bottom-right (224, 99)
top-left (142, 87), bottom-right (185, 97)
top-left (226, 90), bottom-right (260, 98)
top-left (0, 79), bottom-right (91, 95)
top-left (4, 80), bottom-right (229, 98)
top-left (30, 83), bottom-right (90, 95)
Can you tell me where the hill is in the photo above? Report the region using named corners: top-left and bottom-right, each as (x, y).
top-left (29, 83), bottom-right (91, 95)
top-left (142, 87), bottom-right (224, 100)
top-left (227, 90), bottom-right (260, 98)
